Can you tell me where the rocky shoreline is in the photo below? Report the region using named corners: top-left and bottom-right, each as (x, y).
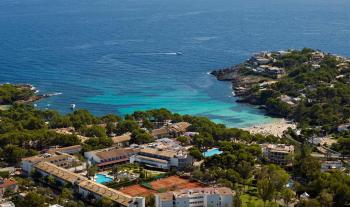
top-left (210, 58), bottom-right (274, 102)
top-left (14, 84), bottom-right (46, 104)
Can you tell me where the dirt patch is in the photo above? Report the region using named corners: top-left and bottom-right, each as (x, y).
top-left (119, 185), bottom-right (156, 197)
top-left (119, 176), bottom-right (204, 197)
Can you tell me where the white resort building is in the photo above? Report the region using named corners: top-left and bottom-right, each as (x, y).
top-left (130, 138), bottom-right (193, 170)
top-left (155, 187), bottom-right (233, 207)
top-left (84, 147), bottom-right (137, 170)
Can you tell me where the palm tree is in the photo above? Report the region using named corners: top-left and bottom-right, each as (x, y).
top-left (112, 165), bottom-right (119, 180)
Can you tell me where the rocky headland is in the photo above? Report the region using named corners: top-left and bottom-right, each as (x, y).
top-left (211, 48), bottom-right (350, 134)
top-left (0, 83), bottom-right (51, 106)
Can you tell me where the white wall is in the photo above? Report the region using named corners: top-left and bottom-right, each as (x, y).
top-left (84, 152), bottom-right (101, 164)
top-left (130, 155), bottom-right (170, 169)
top-left (155, 193), bottom-right (233, 207)
top-left (131, 197), bottom-right (146, 207)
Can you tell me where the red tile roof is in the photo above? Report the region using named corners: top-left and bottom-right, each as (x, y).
top-left (0, 179), bottom-right (17, 188)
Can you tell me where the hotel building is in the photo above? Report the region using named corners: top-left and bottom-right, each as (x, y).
top-left (84, 147), bottom-right (136, 170)
top-left (155, 187), bottom-right (233, 207)
top-left (33, 161), bottom-right (145, 207)
top-left (130, 138), bottom-right (193, 170)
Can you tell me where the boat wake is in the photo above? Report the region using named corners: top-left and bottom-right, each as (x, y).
top-left (51, 92), bottom-right (62, 96)
top-left (45, 92), bottom-right (63, 97)
top-left (131, 52), bottom-right (182, 56)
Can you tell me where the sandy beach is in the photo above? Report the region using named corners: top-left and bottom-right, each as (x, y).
top-left (242, 119), bottom-right (297, 137)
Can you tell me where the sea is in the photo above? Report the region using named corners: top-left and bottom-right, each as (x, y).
top-left (1, 0), bottom-right (350, 128)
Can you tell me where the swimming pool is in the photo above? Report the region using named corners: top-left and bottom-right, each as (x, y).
top-left (95, 174), bottom-right (113, 184)
top-left (203, 148), bottom-right (223, 157)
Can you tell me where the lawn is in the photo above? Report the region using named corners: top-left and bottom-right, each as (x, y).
top-left (240, 194), bottom-right (279, 207)
top-left (0, 105), bottom-right (11, 111)
top-left (144, 169), bottom-right (165, 178)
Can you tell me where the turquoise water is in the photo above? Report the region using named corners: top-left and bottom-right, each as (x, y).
top-left (203, 148), bottom-right (223, 157)
top-left (1, 0), bottom-right (350, 128)
top-left (95, 174), bottom-right (113, 184)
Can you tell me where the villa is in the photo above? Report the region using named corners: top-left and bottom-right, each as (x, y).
top-left (112, 132), bottom-right (132, 147)
top-left (311, 51), bottom-right (325, 62)
top-left (0, 178), bottom-right (17, 198)
top-left (151, 122), bottom-right (191, 139)
top-left (155, 187), bottom-right (233, 207)
top-left (152, 127), bottom-right (170, 139)
top-left (265, 66), bottom-right (285, 78)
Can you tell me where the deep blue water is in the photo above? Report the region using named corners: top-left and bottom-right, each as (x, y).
top-left (1, 0), bottom-right (350, 127)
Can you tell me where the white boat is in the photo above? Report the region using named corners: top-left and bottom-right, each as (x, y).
top-left (70, 104), bottom-right (76, 110)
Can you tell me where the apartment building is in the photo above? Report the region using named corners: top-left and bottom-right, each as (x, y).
top-left (261, 144), bottom-right (294, 165)
top-left (21, 152), bottom-right (80, 176)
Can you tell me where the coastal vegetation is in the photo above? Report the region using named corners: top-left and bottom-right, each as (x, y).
top-left (0, 84), bottom-right (36, 105)
top-left (0, 84), bottom-right (349, 206)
